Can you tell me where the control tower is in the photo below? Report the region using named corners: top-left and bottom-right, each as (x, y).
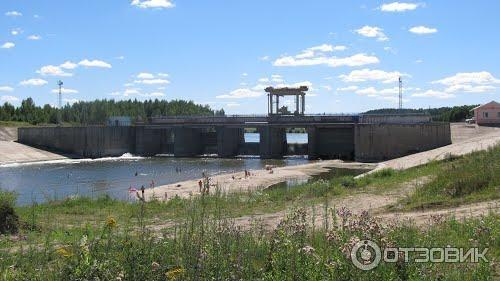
top-left (265, 86), bottom-right (308, 116)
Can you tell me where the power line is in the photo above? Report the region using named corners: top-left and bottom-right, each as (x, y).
top-left (58, 80), bottom-right (63, 125)
top-left (398, 76), bottom-right (403, 110)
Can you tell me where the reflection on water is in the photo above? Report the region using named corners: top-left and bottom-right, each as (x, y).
top-left (0, 155), bottom-right (309, 205)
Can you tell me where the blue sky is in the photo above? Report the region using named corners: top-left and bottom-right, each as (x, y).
top-left (1, 0), bottom-right (499, 114)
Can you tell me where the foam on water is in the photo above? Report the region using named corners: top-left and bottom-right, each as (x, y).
top-left (0, 153), bottom-right (144, 168)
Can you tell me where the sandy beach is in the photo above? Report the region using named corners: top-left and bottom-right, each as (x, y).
top-left (144, 160), bottom-right (375, 201)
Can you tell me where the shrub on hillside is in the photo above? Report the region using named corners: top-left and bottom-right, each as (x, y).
top-left (0, 190), bottom-right (19, 234)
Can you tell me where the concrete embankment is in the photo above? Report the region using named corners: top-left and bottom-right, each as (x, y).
top-left (369, 124), bottom-right (500, 172)
top-left (0, 127), bottom-right (68, 165)
top-left (0, 127), bottom-right (17, 142)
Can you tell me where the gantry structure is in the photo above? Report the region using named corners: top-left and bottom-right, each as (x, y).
top-left (265, 86), bottom-right (308, 116)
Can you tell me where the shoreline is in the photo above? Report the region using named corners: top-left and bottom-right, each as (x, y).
top-left (144, 160), bottom-right (376, 201)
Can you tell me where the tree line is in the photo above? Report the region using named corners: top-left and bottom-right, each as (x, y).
top-left (0, 98), bottom-right (225, 125)
top-left (364, 105), bottom-right (477, 122)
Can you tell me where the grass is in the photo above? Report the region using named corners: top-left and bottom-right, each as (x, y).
top-left (395, 145), bottom-right (500, 211)
top-left (1, 196), bottom-right (497, 280)
top-left (0, 121), bottom-right (32, 127)
top-left (0, 145), bottom-right (499, 279)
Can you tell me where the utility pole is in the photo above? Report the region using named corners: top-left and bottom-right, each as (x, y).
top-left (57, 80), bottom-right (63, 125)
top-left (398, 76), bottom-right (403, 110)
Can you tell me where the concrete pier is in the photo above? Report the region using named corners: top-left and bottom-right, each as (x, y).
top-left (135, 127), bottom-right (173, 156)
top-left (216, 127), bottom-right (244, 157)
top-left (259, 127), bottom-right (287, 159)
top-left (308, 125), bottom-right (355, 160)
top-left (173, 127), bottom-right (203, 157)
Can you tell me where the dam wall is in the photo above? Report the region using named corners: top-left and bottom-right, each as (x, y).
top-left (354, 123), bottom-right (451, 162)
top-left (18, 121), bottom-right (452, 162)
top-left (18, 126), bottom-right (136, 158)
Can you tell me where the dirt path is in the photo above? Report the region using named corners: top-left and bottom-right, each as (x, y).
top-left (150, 177), bottom-right (498, 232)
top-left (231, 177), bottom-right (499, 230)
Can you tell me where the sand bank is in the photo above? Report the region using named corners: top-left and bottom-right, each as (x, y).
top-left (144, 160), bottom-right (375, 201)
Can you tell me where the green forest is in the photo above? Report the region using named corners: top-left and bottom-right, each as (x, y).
top-left (364, 105), bottom-right (477, 122)
top-left (0, 98), bottom-right (225, 125)
top-left (0, 97), bottom-right (477, 125)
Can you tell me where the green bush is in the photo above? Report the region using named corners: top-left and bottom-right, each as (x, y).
top-left (340, 176), bottom-right (357, 188)
top-left (371, 168), bottom-right (395, 178)
top-left (0, 190), bottom-right (19, 234)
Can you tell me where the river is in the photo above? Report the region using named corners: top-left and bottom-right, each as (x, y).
top-left (0, 133), bottom-right (310, 205)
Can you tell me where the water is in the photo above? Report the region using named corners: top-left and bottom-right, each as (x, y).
top-left (245, 133), bottom-right (308, 143)
top-left (0, 155), bottom-right (309, 205)
top-left (0, 133), bottom-right (311, 205)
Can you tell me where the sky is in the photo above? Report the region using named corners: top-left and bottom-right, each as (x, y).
top-left (0, 0), bottom-right (499, 114)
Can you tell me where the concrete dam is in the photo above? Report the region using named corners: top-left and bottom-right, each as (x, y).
top-left (17, 114), bottom-right (452, 162)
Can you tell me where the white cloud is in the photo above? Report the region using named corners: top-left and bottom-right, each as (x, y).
top-left (63, 98), bottom-right (80, 105)
top-left (1, 42), bottom-right (15, 49)
top-left (275, 81), bottom-right (313, 90)
top-left (225, 102), bottom-right (241, 108)
top-left (11, 28), bottom-right (22, 36)
top-left (337, 86), bottom-right (359, 92)
top-left (412, 90), bottom-right (455, 99)
top-left (259, 56), bottom-right (270, 61)
top-left (137, 72), bottom-right (155, 79)
top-left (131, 0), bottom-right (175, 9)
top-left (1, 95), bottom-right (19, 102)
top-left (27, 35), bottom-right (41, 40)
top-left (409, 26), bottom-right (438, 34)
top-left (216, 88), bottom-right (263, 99)
top-left (433, 72), bottom-right (500, 86)
top-left (51, 88), bottom-right (79, 94)
top-left (274, 53), bottom-right (379, 67)
top-left (141, 92), bottom-right (165, 97)
top-left (5, 11), bottom-right (22, 17)
top-left (321, 85), bottom-right (332, 91)
top-left (444, 84), bottom-right (496, 93)
top-left (78, 59), bottom-right (112, 68)
top-left (20, 78), bottom-right (48, 86)
top-left (355, 26), bottom-right (388, 41)
top-left (308, 44), bottom-right (335, 52)
top-left (37, 65), bottom-right (73, 77)
top-left (60, 61), bottom-right (78, 70)
top-left (157, 72), bottom-right (169, 77)
top-left (135, 79), bottom-right (170, 85)
top-left (115, 56), bottom-right (125, 60)
top-left (339, 69), bottom-right (408, 83)
top-left (124, 89), bottom-right (141, 96)
top-left (295, 44), bottom-right (346, 59)
top-left (272, 77), bottom-right (284, 83)
top-left (380, 2), bottom-right (421, 12)
top-left (258, 78), bottom-right (270, 83)
top-left (0, 86), bottom-right (14, 92)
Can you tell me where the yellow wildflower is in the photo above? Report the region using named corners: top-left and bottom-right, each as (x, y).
top-left (55, 247), bottom-right (73, 258)
top-left (106, 216), bottom-right (117, 228)
top-left (166, 267), bottom-right (185, 280)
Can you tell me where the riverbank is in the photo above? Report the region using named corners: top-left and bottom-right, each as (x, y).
top-left (144, 160), bottom-right (376, 201)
